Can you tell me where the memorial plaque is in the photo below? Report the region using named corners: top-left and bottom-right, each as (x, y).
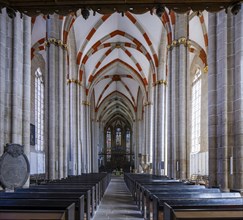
top-left (0, 144), bottom-right (30, 190)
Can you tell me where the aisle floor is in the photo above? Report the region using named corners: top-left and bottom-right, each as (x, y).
top-left (93, 176), bottom-right (144, 220)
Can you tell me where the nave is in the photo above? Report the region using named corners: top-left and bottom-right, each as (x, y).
top-left (93, 176), bottom-right (143, 220)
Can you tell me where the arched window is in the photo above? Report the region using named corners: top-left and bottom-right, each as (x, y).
top-left (35, 68), bottom-right (44, 152)
top-left (115, 127), bottom-right (121, 146)
top-left (106, 127), bottom-right (111, 162)
top-left (191, 68), bottom-right (201, 153)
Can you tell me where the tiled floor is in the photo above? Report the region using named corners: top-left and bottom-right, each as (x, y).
top-left (93, 176), bottom-right (144, 220)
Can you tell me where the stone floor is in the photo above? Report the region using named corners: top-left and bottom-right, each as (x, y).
top-left (93, 176), bottom-right (144, 220)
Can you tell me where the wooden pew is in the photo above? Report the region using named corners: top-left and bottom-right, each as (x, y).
top-left (0, 192), bottom-right (85, 220)
top-left (124, 173), bottom-right (170, 199)
top-left (143, 188), bottom-right (221, 219)
top-left (0, 200), bottom-right (76, 220)
top-left (0, 173), bottom-right (110, 220)
top-left (124, 173), bottom-right (243, 220)
top-left (0, 210), bottom-right (67, 220)
top-left (137, 184), bottom-right (206, 215)
top-left (154, 197), bottom-right (243, 220)
top-left (43, 182), bottom-right (99, 209)
top-left (30, 184), bottom-right (96, 214)
top-left (163, 201), bottom-right (243, 220)
top-left (15, 188), bottom-right (91, 220)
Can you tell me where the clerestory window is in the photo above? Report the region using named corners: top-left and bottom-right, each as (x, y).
top-left (35, 68), bottom-right (44, 152)
top-left (191, 68), bottom-right (201, 153)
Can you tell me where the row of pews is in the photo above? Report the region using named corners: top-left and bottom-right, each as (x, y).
top-left (0, 173), bottom-right (111, 220)
top-left (124, 173), bottom-right (243, 220)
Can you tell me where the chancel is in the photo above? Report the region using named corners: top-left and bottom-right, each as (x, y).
top-left (0, 0), bottom-right (242, 219)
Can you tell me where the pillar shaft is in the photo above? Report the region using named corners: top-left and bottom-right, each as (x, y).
top-left (208, 13), bottom-right (217, 187)
top-left (233, 5), bottom-right (243, 189)
top-left (22, 15), bottom-right (31, 157)
top-left (81, 89), bottom-right (87, 173)
top-left (58, 46), bottom-right (64, 178)
top-left (0, 10), bottom-right (7, 155)
top-left (46, 16), bottom-right (58, 179)
top-left (12, 14), bottom-right (23, 143)
top-left (63, 49), bottom-right (69, 178)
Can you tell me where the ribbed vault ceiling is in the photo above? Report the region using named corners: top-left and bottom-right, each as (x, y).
top-left (14, 0), bottom-right (240, 126)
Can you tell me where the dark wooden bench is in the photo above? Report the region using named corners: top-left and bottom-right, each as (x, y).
top-left (143, 188), bottom-right (221, 219)
top-left (124, 173), bottom-right (170, 199)
top-left (0, 192), bottom-right (85, 219)
top-left (15, 188), bottom-right (91, 220)
top-left (154, 197), bottom-right (243, 220)
top-left (48, 181), bottom-right (100, 204)
top-left (0, 210), bottom-right (68, 220)
top-left (163, 200), bottom-right (243, 220)
top-left (124, 174), bottom-right (243, 220)
top-left (29, 184), bottom-right (96, 213)
top-left (137, 184), bottom-right (206, 214)
top-left (41, 182), bottom-right (99, 209)
top-left (0, 200), bottom-right (76, 220)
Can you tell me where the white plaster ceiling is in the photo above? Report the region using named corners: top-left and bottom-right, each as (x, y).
top-left (71, 10), bottom-right (162, 123)
top-left (30, 7), bottom-right (208, 125)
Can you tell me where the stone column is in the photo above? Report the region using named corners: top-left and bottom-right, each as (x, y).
top-left (152, 81), bottom-right (158, 174)
top-left (208, 13), bottom-right (217, 187)
top-left (63, 49), bottom-right (69, 178)
top-left (171, 43), bottom-right (179, 179)
top-left (0, 9), bottom-right (7, 155)
top-left (99, 122), bottom-right (104, 167)
top-left (86, 104), bottom-right (91, 172)
top-left (3, 13), bottom-right (12, 146)
top-left (12, 14), bottom-right (23, 143)
top-left (77, 85), bottom-right (82, 175)
top-left (154, 29), bottom-right (167, 176)
top-left (155, 81), bottom-right (167, 175)
top-left (138, 118), bottom-right (143, 155)
top-left (144, 101), bottom-right (152, 164)
top-left (69, 80), bottom-right (78, 175)
top-left (81, 88), bottom-right (87, 172)
top-left (178, 15), bottom-right (188, 180)
top-left (144, 104), bottom-right (149, 156)
top-left (208, 10), bottom-right (240, 190)
top-left (58, 43), bottom-right (64, 178)
top-left (215, 11), bottom-right (232, 191)
top-left (22, 15), bottom-right (31, 187)
top-left (141, 110), bottom-right (145, 156)
top-left (233, 6), bottom-right (243, 190)
top-left (167, 14), bottom-right (188, 179)
top-left (132, 121), bottom-right (138, 170)
top-left (167, 48), bottom-right (173, 178)
top-left (92, 119), bottom-right (99, 172)
top-left (136, 119), bottom-right (141, 171)
top-left (46, 15), bottom-right (58, 179)
top-left (22, 15), bottom-right (31, 160)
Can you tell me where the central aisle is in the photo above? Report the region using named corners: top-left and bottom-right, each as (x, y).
top-left (93, 176), bottom-right (144, 220)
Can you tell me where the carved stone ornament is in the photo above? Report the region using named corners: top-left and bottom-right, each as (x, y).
top-left (0, 1), bottom-right (241, 17)
top-left (0, 144), bottom-right (30, 190)
top-left (4, 143), bottom-right (24, 158)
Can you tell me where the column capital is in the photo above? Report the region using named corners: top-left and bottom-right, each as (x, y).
top-left (45, 38), bottom-right (68, 50)
top-left (154, 79), bottom-right (167, 86)
top-left (203, 65), bottom-right (208, 73)
top-left (67, 79), bottom-right (82, 86)
top-left (82, 101), bottom-right (90, 106)
top-left (167, 37), bottom-right (189, 51)
top-left (144, 101), bottom-right (153, 107)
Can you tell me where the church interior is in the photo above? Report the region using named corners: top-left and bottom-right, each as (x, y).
top-left (0, 0), bottom-right (242, 219)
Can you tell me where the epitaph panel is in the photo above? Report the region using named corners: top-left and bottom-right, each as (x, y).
top-left (0, 144), bottom-right (30, 189)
